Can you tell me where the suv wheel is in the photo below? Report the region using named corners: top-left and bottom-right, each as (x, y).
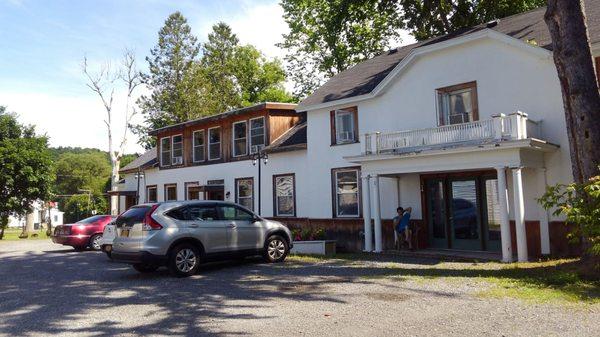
top-left (89, 234), bottom-right (102, 251)
top-left (263, 235), bottom-right (289, 263)
top-left (168, 243), bottom-right (201, 277)
top-left (133, 263), bottom-right (159, 273)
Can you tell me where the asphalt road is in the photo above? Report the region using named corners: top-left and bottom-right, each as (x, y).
top-left (0, 240), bottom-right (598, 337)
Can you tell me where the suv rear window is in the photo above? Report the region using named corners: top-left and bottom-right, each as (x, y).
top-left (115, 206), bottom-right (151, 227)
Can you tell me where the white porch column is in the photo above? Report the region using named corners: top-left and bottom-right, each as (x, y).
top-left (361, 173), bottom-right (373, 252)
top-left (512, 167), bottom-right (528, 262)
top-left (496, 167), bottom-right (513, 262)
top-left (372, 174), bottom-right (383, 252)
top-left (537, 168), bottom-right (551, 255)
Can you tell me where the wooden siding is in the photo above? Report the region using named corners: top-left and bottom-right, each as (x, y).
top-left (155, 106), bottom-right (298, 169)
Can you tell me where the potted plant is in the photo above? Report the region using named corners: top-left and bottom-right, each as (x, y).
top-left (290, 228), bottom-right (336, 255)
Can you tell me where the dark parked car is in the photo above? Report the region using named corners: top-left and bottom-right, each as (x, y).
top-left (52, 215), bottom-right (115, 251)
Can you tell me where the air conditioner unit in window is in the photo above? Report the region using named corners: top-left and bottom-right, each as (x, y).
top-left (338, 131), bottom-right (354, 142)
top-left (172, 156), bottom-right (183, 165)
top-left (250, 144), bottom-right (264, 154)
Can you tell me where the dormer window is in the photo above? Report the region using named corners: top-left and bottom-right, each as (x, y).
top-left (436, 81), bottom-right (478, 126)
top-left (208, 127), bottom-right (221, 160)
top-left (171, 135), bottom-right (183, 165)
top-left (330, 107), bottom-right (358, 145)
top-left (232, 121), bottom-right (248, 157)
top-left (160, 137), bottom-right (171, 166)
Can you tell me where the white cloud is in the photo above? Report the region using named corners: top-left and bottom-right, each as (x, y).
top-left (0, 90), bottom-right (145, 154)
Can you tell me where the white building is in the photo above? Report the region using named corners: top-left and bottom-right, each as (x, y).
top-left (8, 201), bottom-right (64, 229)
top-left (116, 5), bottom-right (600, 261)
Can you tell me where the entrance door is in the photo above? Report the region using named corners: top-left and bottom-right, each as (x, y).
top-left (205, 189), bottom-right (224, 201)
top-left (449, 179), bottom-right (481, 250)
top-left (423, 172), bottom-right (499, 252)
top-left (426, 179), bottom-right (448, 249)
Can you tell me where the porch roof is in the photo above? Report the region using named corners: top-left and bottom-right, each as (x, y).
top-left (346, 139), bottom-right (558, 175)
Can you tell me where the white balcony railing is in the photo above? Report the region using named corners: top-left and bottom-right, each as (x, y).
top-left (364, 111), bottom-right (542, 155)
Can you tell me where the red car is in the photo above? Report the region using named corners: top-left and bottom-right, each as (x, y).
top-left (52, 215), bottom-right (115, 251)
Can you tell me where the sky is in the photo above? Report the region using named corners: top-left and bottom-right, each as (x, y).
top-left (0, 0), bottom-right (414, 154)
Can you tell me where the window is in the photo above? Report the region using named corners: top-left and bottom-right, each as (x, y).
top-left (171, 135), bottom-right (183, 165)
top-left (249, 117), bottom-right (265, 154)
top-left (218, 205), bottom-right (255, 221)
top-left (193, 130), bottom-right (205, 162)
top-left (160, 137), bottom-right (171, 166)
top-left (232, 121), bottom-right (248, 157)
top-left (187, 205), bottom-right (218, 221)
top-left (208, 127), bottom-right (221, 160)
top-left (332, 168), bottom-right (360, 217)
top-left (235, 178), bottom-right (253, 211)
top-left (330, 107), bottom-right (358, 145)
top-left (146, 185), bottom-right (157, 203)
top-left (164, 184), bottom-right (177, 201)
top-left (273, 174), bottom-right (295, 217)
top-left (185, 182), bottom-right (201, 200)
top-left (436, 81), bottom-right (478, 126)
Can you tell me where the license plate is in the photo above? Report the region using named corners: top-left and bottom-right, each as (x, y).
top-left (120, 229), bottom-right (129, 237)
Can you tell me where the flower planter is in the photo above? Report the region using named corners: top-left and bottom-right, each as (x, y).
top-left (291, 240), bottom-right (336, 255)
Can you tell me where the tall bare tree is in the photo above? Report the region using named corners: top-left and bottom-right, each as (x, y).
top-left (83, 51), bottom-right (141, 215)
top-left (545, 0), bottom-right (600, 183)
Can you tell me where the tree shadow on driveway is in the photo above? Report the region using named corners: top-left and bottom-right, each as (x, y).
top-left (0, 248), bottom-right (442, 337)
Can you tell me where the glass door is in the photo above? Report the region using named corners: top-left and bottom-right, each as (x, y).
top-left (449, 179), bottom-right (482, 251)
top-left (426, 179), bottom-right (448, 249)
top-left (482, 178), bottom-right (501, 252)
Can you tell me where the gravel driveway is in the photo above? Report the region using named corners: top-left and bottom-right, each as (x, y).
top-left (0, 240), bottom-right (598, 337)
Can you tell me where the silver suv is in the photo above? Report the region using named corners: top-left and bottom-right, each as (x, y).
top-left (110, 201), bottom-right (293, 277)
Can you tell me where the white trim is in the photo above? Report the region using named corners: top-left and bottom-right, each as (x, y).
top-left (192, 130), bottom-right (205, 163)
top-left (235, 178), bottom-right (254, 211)
top-left (299, 29), bottom-right (553, 112)
top-left (232, 120), bottom-right (248, 157)
top-left (208, 126), bottom-right (222, 161)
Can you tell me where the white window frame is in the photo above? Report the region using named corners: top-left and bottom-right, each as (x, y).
top-left (232, 120), bottom-right (248, 157)
top-left (249, 116), bottom-right (265, 154)
top-left (171, 134), bottom-right (183, 165)
top-left (334, 110), bottom-right (355, 144)
top-left (274, 174), bottom-right (295, 217)
top-left (208, 127), bottom-right (221, 160)
top-left (192, 130), bottom-right (205, 163)
top-left (146, 186), bottom-right (157, 203)
top-left (334, 168), bottom-right (360, 218)
top-left (160, 137), bottom-right (172, 167)
top-left (235, 178), bottom-right (253, 211)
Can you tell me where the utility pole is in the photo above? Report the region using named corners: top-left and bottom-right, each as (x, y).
top-left (251, 151), bottom-right (268, 215)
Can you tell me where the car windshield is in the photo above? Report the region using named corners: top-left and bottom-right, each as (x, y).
top-left (115, 206), bottom-right (152, 227)
top-left (76, 215), bottom-right (106, 224)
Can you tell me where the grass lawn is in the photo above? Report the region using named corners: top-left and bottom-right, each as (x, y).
top-left (0, 228), bottom-right (50, 241)
top-left (288, 253), bottom-right (600, 305)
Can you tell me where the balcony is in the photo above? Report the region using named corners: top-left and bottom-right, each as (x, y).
top-left (363, 112), bottom-right (543, 155)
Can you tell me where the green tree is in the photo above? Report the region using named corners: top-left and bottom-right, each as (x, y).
top-left (400, 0), bottom-right (546, 41)
top-left (63, 194), bottom-right (108, 224)
top-left (134, 12), bottom-right (200, 148)
top-left (539, 175), bottom-right (600, 274)
top-left (279, 0), bottom-right (404, 98)
top-left (54, 152), bottom-right (112, 196)
top-left (198, 22), bottom-right (294, 111)
top-left (0, 106), bottom-right (54, 239)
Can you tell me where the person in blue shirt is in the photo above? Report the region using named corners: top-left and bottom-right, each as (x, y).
top-left (393, 206), bottom-right (413, 250)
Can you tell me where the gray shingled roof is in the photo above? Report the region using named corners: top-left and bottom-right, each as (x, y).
top-left (298, 1), bottom-right (600, 109)
top-left (264, 122), bottom-right (307, 154)
top-left (119, 148), bottom-right (157, 173)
